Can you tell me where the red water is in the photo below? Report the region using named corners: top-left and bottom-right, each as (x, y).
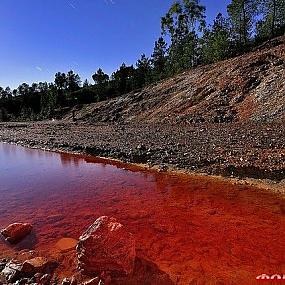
top-left (0, 143), bottom-right (285, 284)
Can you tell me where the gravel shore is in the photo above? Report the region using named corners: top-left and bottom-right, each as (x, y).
top-left (1, 121), bottom-right (285, 183)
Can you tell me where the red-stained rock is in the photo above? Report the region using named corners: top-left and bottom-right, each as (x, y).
top-left (21, 257), bottom-right (57, 275)
top-left (1, 223), bottom-right (32, 244)
top-left (77, 216), bottom-right (136, 277)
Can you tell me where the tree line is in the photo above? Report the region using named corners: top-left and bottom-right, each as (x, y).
top-left (0, 0), bottom-right (284, 121)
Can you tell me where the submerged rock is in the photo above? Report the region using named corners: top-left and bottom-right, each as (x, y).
top-left (77, 216), bottom-right (136, 277)
top-left (1, 223), bottom-right (32, 244)
top-left (56, 238), bottom-right (77, 252)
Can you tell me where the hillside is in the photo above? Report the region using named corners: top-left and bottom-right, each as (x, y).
top-left (1, 37), bottom-right (285, 184)
top-left (68, 36), bottom-right (285, 124)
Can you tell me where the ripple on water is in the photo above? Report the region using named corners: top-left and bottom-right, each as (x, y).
top-left (0, 143), bottom-right (285, 284)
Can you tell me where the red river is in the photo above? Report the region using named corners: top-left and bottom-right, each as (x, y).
top-left (0, 143), bottom-right (284, 284)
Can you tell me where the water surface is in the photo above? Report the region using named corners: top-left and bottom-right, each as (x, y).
top-left (0, 143), bottom-right (285, 284)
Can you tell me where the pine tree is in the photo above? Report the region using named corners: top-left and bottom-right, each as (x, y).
top-left (54, 72), bottom-right (67, 90)
top-left (111, 64), bottom-right (135, 94)
top-left (91, 68), bottom-right (110, 101)
top-left (83, 79), bottom-right (90, 88)
top-left (151, 37), bottom-right (168, 80)
top-left (201, 13), bottom-right (232, 63)
top-left (227, 0), bottom-right (259, 47)
top-left (161, 0), bottom-right (206, 73)
top-left (66, 70), bottom-right (81, 92)
top-left (92, 68), bottom-right (109, 85)
top-left (256, 0), bottom-right (285, 39)
top-left (134, 54), bottom-right (152, 88)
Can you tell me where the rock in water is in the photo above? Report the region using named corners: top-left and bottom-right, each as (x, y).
top-left (77, 216), bottom-right (135, 276)
top-left (56, 238), bottom-right (78, 252)
top-left (1, 223), bottom-right (32, 244)
top-left (21, 257), bottom-right (57, 275)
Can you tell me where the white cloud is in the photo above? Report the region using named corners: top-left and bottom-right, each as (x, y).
top-left (104, 0), bottom-right (115, 4)
top-left (68, 2), bottom-right (76, 9)
top-left (36, 66), bottom-right (43, 71)
top-left (66, 0), bottom-right (76, 9)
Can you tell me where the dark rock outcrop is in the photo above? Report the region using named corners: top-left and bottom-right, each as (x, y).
top-left (0, 260), bottom-right (23, 283)
top-left (0, 257), bottom-right (57, 284)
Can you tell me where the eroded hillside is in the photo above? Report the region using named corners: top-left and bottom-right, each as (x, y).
top-left (68, 36), bottom-right (285, 124)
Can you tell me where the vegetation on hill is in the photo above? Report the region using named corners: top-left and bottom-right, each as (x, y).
top-left (0, 0), bottom-right (284, 122)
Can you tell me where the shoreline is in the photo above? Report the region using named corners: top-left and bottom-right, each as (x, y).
top-left (1, 139), bottom-right (285, 197)
top-left (1, 120), bottom-right (285, 195)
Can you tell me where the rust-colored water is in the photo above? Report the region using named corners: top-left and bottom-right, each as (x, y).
top-left (0, 143), bottom-right (285, 284)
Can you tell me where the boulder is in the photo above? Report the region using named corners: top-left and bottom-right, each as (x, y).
top-left (1, 260), bottom-right (22, 283)
top-left (21, 257), bottom-right (57, 275)
top-left (1, 223), bottom-right (32, 244)
top-left (0, 257), bottom-right (56, 284)
top-left (77, 216), bottom-right (135, 277)
top-left (16, 250), bottom-right (37, 263)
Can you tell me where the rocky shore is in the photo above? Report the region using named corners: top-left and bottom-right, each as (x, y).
top-left (0, 121), bottom-right (285, 184)
top-left (0, 217), bottom-right (174, 285)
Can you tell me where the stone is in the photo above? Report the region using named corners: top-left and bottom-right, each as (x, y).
top-left (70, 278), bottom-right (78, 285)
top-left (70, 277), bottom-right (78, 285)
top-left (0, 260), bottom-right (7, 271)
top-left (61, 277), bottom-right (78, 285)
top-left (0, 273), bottom-right (8, 285)
top-left (56, 238), bottom-right (77, 252)
top-left (21, 257), bottom-right (57, 275)
top-left (15, 277), bottom-right (29, 285)
top-left (82, 277), bottom-right (100, 285)
top-left (62, 277), bottom-right (71, 285)
top-left (32, 272), bottom-right (43, 283)
top-left (1, 260), bottom-right (22, 283)
top-left (1, 223), bottom-right (32, 244)
top-left (40, 274), bottom-right (51, 285)
top-left (77, 216), bottom-right (136, 277)
top-left (16, 250), bottom-right (37, 263)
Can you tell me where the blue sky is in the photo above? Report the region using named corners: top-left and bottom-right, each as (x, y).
top-left (0, 0), bottom-right (230, 89)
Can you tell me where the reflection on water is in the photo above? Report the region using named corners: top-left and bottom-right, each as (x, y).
top-left (0, 143), bottom-right (285, 284)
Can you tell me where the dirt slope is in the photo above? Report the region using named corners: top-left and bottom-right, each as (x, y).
top-left (67, 36), bottom-right (285, 124)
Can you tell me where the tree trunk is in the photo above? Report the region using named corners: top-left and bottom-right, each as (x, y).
top-left (242, 0), bottom-right (247, 44)
top-left (271, 0), bottom-right (276, 37)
